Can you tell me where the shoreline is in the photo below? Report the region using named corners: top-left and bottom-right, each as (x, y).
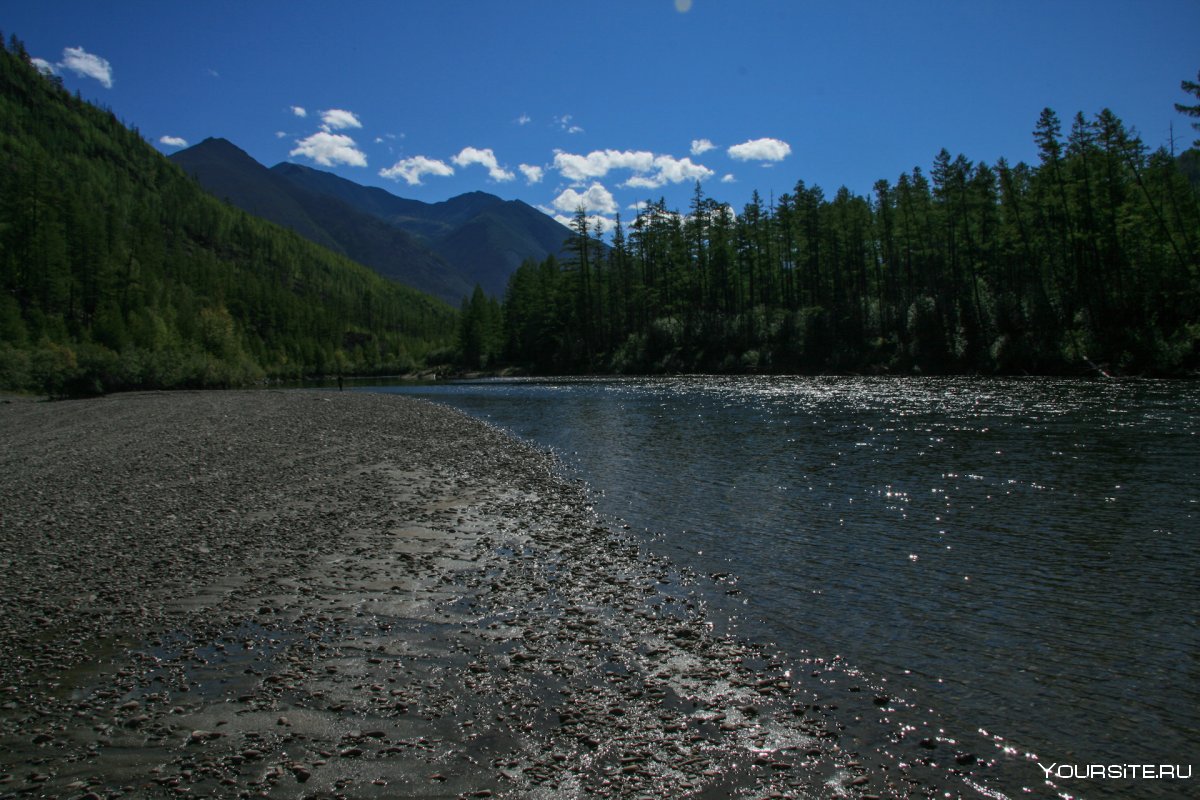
top-left (2, 390), bottom-right (991, 798)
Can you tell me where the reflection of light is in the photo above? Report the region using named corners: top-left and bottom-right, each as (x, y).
top-left (675, 0), bottom-right (692, 12)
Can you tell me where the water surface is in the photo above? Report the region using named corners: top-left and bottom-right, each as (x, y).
top-left (364, 376), bottom-right (1198, 798)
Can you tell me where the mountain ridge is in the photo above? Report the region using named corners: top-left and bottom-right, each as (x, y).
top-left (171, 138), bottom-right (472, 304)
top-left (172, 139), bottom-right (573, 302)
top-left (0, 40), bottom-right (455, 394)
top-left (167, 138), bottom-right (344, 254)
top-left (268, 161), bottom-right (576, 295)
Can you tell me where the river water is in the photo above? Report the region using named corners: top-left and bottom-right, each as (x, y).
top-left (362, 376), bottom-right (1198, 798)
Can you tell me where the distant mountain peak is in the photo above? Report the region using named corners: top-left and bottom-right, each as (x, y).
top-left (174, 138), bottom-right (573, 300)
top-left (185, 136), bottom-right (254, 158)
top-left (196, 135), bottom-right (235, 147)
top-left (170, 137), bottom-right (344, 256)
top-left (456, 189), bottom-right (501, 200)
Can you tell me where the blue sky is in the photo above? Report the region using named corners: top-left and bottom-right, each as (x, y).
top-left (6, 1), bottom-right (1199, 232)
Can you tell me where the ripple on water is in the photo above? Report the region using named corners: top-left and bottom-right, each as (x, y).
top-left (366, 376), bottom-right (1200, 800)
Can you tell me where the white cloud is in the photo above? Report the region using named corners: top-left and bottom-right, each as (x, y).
top-left (291, 106), bottom-right (307, 118)
top-left (554, 149), bottom-right (655, 182)
top-left (36, 47), bottom-right (113, 87)
top-left (158, 135), bottom-right (188, 149)
top-left (275, 131), bottom-right (288, 139)
top-left (320, 108), bottom-right (362, 131)
top-left (721, 173), bottom-right (737, 183)
top-left (547, 212), bottom-right (617, 234)
top-left (452, 146), bottom-right (515, 182)
top-left (60, 46), bottom-right (113, 88)
top-left (691, 138), bottom-right (716, 156)
top-left (290, 131), bottom-right (368, 167)
top-left (553, 149), bottom-right (713, 189)
top-left (623, 176), bottom-right (659, 190)
top-left (519, 164), bottom-right (544, 184)
top-left (379, 155), bottom-right (454, 185)
top-left (727, 137), bottom-right (792, 162)
top-left (641, 155), bottom-right (714, 187)
top-left (555, 114), bottom-right (584, 134)
top-left (516, 113), bottom-right (532, 126)
top-left (551, 182), bottom-right (618, 216)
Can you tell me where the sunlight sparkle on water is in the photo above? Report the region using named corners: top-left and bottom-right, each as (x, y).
top-left (373, 375), bottom-right (1200, 800)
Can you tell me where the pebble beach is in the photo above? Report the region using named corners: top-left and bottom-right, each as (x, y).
top-left (0, 390), bottom-right (982, 799)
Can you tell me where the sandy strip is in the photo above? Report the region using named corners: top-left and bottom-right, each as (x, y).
top-left (0, 390), bottom-right (964, 799)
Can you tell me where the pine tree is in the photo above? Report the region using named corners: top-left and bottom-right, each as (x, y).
top-left (1175, 69), bottom-right (1200, 146)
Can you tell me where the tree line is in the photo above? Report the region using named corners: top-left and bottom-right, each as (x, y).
top-left (473, 104), bottom-right (1199, 377)
top-left (0, 35), bottom-right (457, 396)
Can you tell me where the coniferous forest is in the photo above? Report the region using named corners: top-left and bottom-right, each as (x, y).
top-left (482, 102), bottom-right (1200, 377)
top-left (0, 36), bottom-right (457, 395)
top-left (3, 29), bottom-right (1198, 391)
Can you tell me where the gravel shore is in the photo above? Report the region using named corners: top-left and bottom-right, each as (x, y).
top-left (1, 390), bottom-right (975, 799)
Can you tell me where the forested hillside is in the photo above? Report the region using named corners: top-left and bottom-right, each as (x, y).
top-left (0, 35), bottom-right (456, 395)
top-left (491, 109), bottom-right (1200, 376)
top-left (170, 141), bottom-right (476, 305)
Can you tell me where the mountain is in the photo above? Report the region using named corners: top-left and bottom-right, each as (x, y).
top-left (171, 139), bottom-right (472, 304)
top-left (165, 137), bottom-right (341, 252)
top-left (268, 161), bottom-right (433, 230)
top-left (432, 201), bottom-right (576, 300)
top-left (173, 149), bottom-right (574, 301)
top-left (270, 164), bottom-right (575, 299)
top-left (0, 39), bottom-right (455, 395)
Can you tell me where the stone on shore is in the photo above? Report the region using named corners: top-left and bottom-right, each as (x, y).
top-left (0, 390), bottom-right (894, 798)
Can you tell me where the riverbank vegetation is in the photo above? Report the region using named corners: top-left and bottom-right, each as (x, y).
top-left (0, 36), bottom-right (456, 396)
top-left (4, 27), bottom-right (1196, 389)
top-left (488, 110), bottom-right (1200, 377)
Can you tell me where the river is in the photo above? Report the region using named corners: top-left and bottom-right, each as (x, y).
top-left (361, 376), bottom-right (1198, 799)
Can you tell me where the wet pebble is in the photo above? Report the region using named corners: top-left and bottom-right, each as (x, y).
top-left (0, 391), bottom-right (980, 800)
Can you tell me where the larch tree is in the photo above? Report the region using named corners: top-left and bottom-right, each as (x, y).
top-left (1174, 69), bottom-right (1200, 146)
